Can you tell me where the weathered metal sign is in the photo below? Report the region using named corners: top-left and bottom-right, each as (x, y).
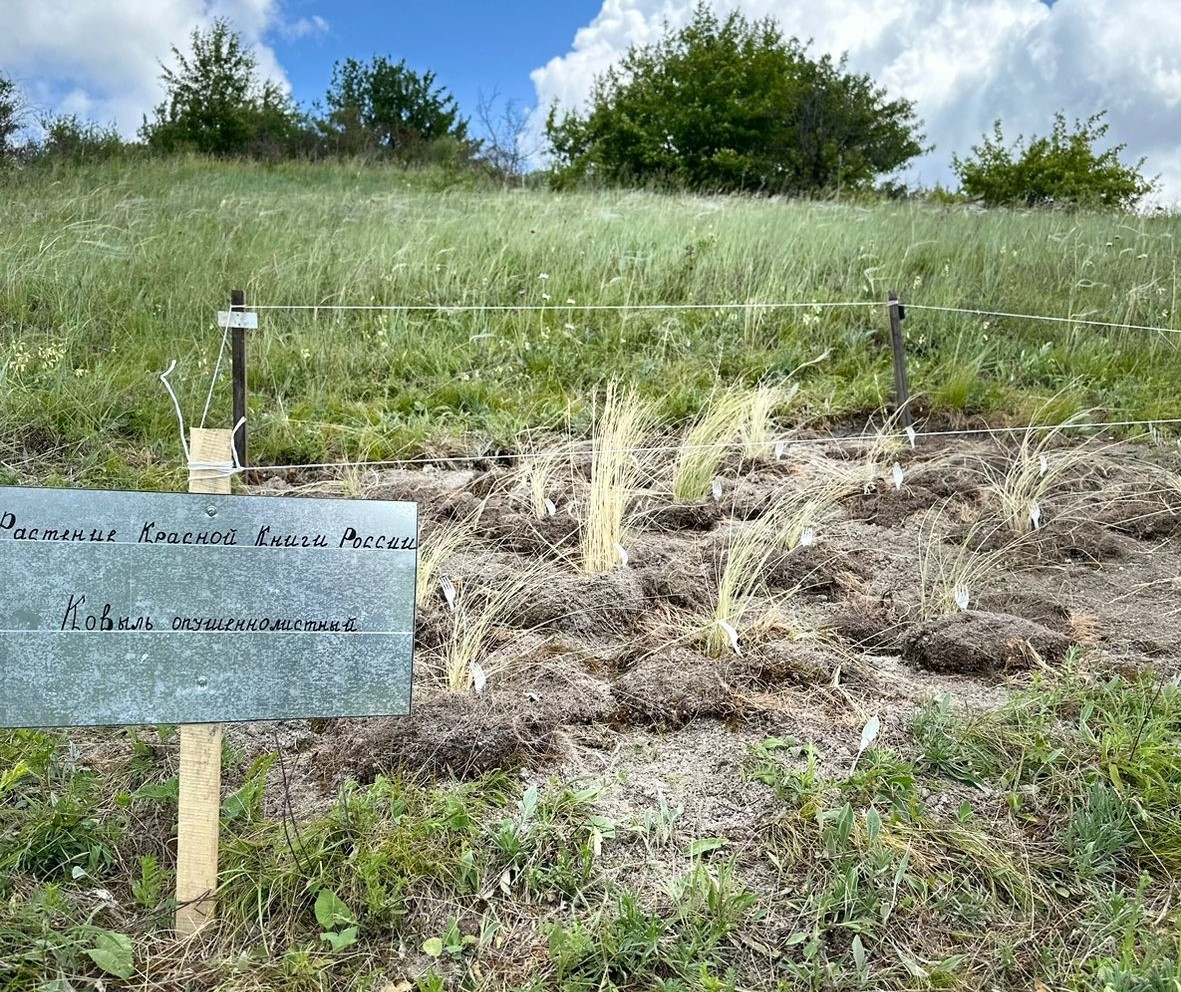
top-left (0, 486), bottom-right (417, 728)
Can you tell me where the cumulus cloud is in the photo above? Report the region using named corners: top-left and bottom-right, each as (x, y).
top-left (278, 14), bottom-right (329, 41)
top-left (0, 0), bottom-right (295, 136)
top-left (531, 0), bottom-right (1181, 202)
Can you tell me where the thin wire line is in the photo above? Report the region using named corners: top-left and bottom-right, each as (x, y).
top-left (236, 415), bottom-right (1181, 476)
top-left (906, 304), bottom-right (1181, 337)
top-left (200, 324), bottom-right (231, 429)
top-left (248, 300), bottom-right (881, 313)
top-left (237, 298), bottom-right (1180, 337)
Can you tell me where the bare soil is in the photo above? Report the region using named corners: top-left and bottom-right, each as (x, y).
top-left (238, 435), bottom-right (1181, 821)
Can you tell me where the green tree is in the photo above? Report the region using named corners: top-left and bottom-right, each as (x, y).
top-left (952, 112), bottom-right (1155, 210)
top-left (319, 56), bottom-right (474, 160)
top-left (0, 72), bottom-right (28, 159)
top-left (139, 19), bottom-right (302, 156)
top-left (545, 4), bottom-right (925, 194)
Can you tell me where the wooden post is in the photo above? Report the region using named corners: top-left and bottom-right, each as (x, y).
top-left (230, 290), bottom-right (247, 475)
top-left (886, 291), bottom-right (913, 430)
top-left (175, 427), bottom-right (231, 935)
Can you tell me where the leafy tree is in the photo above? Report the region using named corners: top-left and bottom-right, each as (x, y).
top-left (0, 72), bottom-right (28, 159)
top-left (319, 56), bottom-right (474, 160)
top-left (38, 114), bottom-right (127, 163)
top-left (952, 112), bottom-right (1155, 210)
top-left (545, 4), bottom-right (925, 194)
top-left (139, 19), bottom-right (302, 156)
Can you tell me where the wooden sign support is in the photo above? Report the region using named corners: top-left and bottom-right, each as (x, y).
top-left (175, 427), bottom-right (232, 935)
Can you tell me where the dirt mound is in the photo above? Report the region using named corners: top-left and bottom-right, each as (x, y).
top-left (974, 591), bottom-right (1072, 634)
top-left (767, 545), bottom-right (867, 596)
top-left (1095, 494), bottom-right (1181, 541)
top-left (643, 501), bottom-right (723, 532)
top-left (901, 610), bottom-right (1071, 674)
top-left (843, 484), bottom-right (943, 526)
top-left (828, 596), bottom-right (905, 651)
top-left (316, 661), bottom-right (609, 781)
top-left (504, 570), bottom-right (646, 635)
top-left (479, 507), bottom-right (582, 555)
top-left (610, 648), bottom-right (737, 728)
top-left (956, 517), bottom-right (1132, 564)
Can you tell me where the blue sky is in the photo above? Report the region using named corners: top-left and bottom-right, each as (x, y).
top-left (270, 1), bottom-right (604, 128)
top-left (3, 1), bottom-right (1180, 199)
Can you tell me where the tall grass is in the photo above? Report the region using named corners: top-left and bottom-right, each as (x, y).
top-left (2, 157), bottom-right (1180, 487)
top-left (581, 384), bottom-right (653, 574)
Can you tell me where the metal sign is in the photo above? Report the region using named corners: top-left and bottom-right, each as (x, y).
top-left (0, 486), bottom-right (417, 728)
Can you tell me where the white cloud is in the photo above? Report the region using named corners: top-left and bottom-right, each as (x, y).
top-left (278, 14), bottom-right (329, 41)
top-left (0, 0), bottom-right (294, 136)
top-left (531, 0), bottom-right (1181, 202)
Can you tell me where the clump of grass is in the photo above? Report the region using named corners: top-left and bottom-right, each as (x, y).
top-left (519, 449), bottom-right (565, 519)
top-left (915, 504), bottom-right (1026, 618)
top-left (671, 387), bottom-right (749, 502)
top-left (981, 407), bottom-right (1100, 535)
top-left (740, 381), bottom-right (799, 461)
top-left (436, 575), bottom-right (531, 692)
top-left (581, 384), bottom-right (654, 574)
top-left (416, 511), bottom-right (482, 609)
top-left (706, 482), bottom-right (846, 656)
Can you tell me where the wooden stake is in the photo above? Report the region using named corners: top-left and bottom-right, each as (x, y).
top-left (175, 427), bottom-right (231, 935)
top-left (230, 290), bottom-right (247, 475)
top-left (886, 292), bottom-right (913, 430)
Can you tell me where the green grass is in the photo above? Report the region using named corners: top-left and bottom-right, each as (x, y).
top-left (2, 156), bottom-right (1181, 487)
top-left (3, 666), bottom-right (1179, 989)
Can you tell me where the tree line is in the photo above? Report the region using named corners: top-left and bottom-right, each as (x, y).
top-left (0, 6), bottom-right (1157, 209)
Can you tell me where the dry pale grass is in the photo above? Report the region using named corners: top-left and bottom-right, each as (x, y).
top-left (581, 383), bottom-right (654, 574)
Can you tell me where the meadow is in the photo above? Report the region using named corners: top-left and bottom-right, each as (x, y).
top-left (2, 158), bottom-right (1181, 991)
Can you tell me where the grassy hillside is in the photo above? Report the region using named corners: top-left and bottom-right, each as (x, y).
top-left (2, 156), bottom-right (1180, 487)
top-left (3, 160), bottom-right (1181, 991)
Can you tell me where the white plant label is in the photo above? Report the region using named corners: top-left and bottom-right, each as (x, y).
top-left (1030, 501), bottom-right (1041, 529)
top-left (905, 424), bottom-right (917, 448)
top-left (799, 526), bottom-right (815, 547)
top-left (543, 497), bottom-right (557, 518)
top-left (471, 660), bottom-right (487, 695)
top-left (774, 440), bottom-right (786, 461)
top-left (1039, 454), bottom-right (1048, 477)
top-left (711, 479), bottom-right (724, 502)
top-left (892, 462), bottom-right (904, 490)
top-left (849, 714), bottom-right (881, 775)
top-left (440, 577), bottom-right (457, 612)
top-left (614, 542), bottom-right (629, 568)
top-left (716, 619), bottom-right (742, 656)
top-left (954, 584), bottom-right (970, 611)
top-left (216, 310), bottom-right (259, 330)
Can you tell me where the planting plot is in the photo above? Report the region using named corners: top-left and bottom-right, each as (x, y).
top-left (6, 424), bottom-right (1181, 990)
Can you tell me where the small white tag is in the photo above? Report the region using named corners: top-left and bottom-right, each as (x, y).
top-left (905, 425), bottom-right (917, 448)
top-left (716, 619), bottom-right (741, 655)
top-left (1039, 454), bottom-right (1048, 477)
top-left (892, 462), bottom-right (904, 490)
top-left (614, 542), bottom-right (629, 567)
top-left (954, 584), bottom-right (970, 611)
top-left (799, 526), bottom-right (815, 547)
top-left (1030, 501), bottom-right (1041, 529)
top-left (216, 310), bottom-right (259, 329)
top-left (440, 577), bottom-right (456, 611)
top-left (711, 479), bottom-right (723, 501)
top-left (471, 660), bottom-right (487, 695)
top-left (544, 497), bottom-right (557, 518)
top-left (774, 440), bottom-right (786, 461)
